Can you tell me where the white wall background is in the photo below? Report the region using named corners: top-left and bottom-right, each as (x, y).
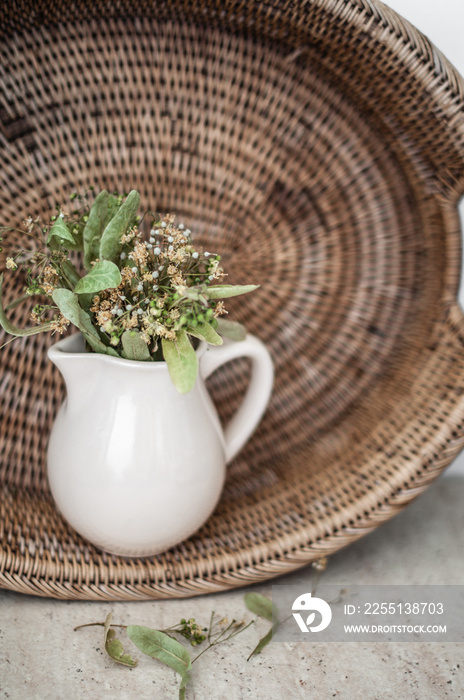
top-left (381, 0), bottom-right (464, 476)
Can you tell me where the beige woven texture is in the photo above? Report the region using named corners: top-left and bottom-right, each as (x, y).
top-left (1, 0), bottom-right (464, 600)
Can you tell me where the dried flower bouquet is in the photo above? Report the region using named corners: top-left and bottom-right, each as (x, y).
top-left (0, 189), bottom-right (257, 392)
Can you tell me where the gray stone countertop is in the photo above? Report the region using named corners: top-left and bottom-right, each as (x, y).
top-left (1, 475), bottom-right (463, 700)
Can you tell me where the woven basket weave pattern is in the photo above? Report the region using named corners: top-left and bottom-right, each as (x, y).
top-left (1, 0), bottom-right (464, 599)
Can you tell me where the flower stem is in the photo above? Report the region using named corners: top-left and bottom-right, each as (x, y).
top-left (74, 621), bottom-right (127, 631)
top-left (191, 619), bottom-right (254, 664)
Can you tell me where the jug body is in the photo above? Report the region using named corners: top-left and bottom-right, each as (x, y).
top-left (47, 334), bottom-right (226, 556)
top-left (47, 331), bottom-right (273, 556)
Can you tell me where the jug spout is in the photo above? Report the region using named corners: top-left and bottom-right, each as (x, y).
top-left (48, 333), bottom-right (100, 409)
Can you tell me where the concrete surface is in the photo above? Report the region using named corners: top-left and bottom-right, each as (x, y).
top-left (1, 474), bottom-right (463, 699)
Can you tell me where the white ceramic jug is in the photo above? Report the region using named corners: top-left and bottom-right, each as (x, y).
top-left (47, 332), bottom-right (273, 557)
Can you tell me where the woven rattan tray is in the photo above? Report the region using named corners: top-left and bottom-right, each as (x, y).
top-left (1, 0), bottom-right (464, 600)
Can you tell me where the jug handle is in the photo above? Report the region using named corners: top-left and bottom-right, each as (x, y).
top-left (199, 334), bottom-right (274, 463)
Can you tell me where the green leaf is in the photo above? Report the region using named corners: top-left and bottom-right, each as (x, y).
top-left (77, 293), bottom-right (95, 312)
top-left (83, 190), bottom-right (109, 271)
top-left (74, 260), bottom-right (121, 295)
top-left (186, 321), bottom-right (223, 346)
top-left (121, 330), bottom-right (151, 361)
top-left (244, 593), bottom-right (275, 622)
top-left (106, 194), bottom-right (121, 221)
top-left (5, 292), bottom-right (34, 311)
top-left (244, 593), bottom-right (279, 661)
top-left (127, 625), bottom-right (192, 700)
top-left (52, 288), bottom-right (98, 338)
top-left (216, 318), bottom-right (247, 341)
top-left (0, 274), bottom-right (54, 337)
top-left (206, 284), bottom-right (259, 300)
top-left (83, 331), bottom-right (120, 357)
top-left (52, 288), bottom-right (119, 357)
top-left (247, 627), bottom-right (274, 661)
top-left (100, 190), bottom-right (140, 263)
top-left (60, 259), bottom-right (81, 289)
top-left (47, 217), bottom-right (76, 248)
top-left (161, 331), bottom-right (198, 394)
top-left (104, 613), bottom-right (138, 667)
top-left (176, 287), bottom-right (206, 303)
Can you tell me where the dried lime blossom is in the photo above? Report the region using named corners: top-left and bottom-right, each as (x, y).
top-left (0, 189), bottom-right (258, 392)
top-left (50, 313), bottom-right (71, 335)
top-left (5, 258), bottom-right (17, 270)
